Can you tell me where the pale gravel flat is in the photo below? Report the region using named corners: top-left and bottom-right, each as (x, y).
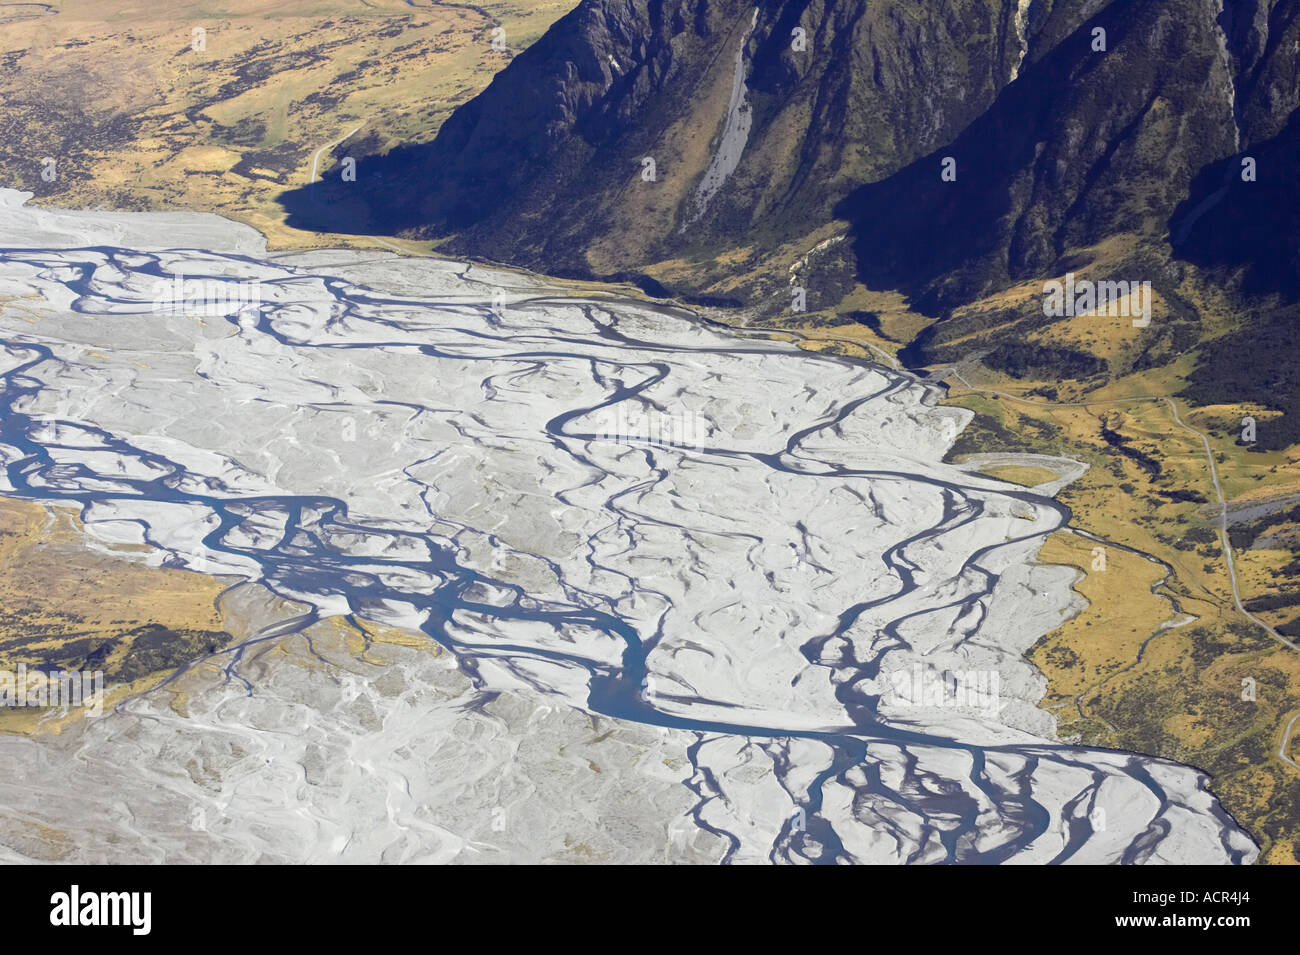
top-left (0, 190), bottom-right (1255, 864)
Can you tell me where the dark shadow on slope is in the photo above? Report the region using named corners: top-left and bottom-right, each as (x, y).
top-left (278, 0), bottom-right (714, 253)
top-left (278, 140), bottom-right (439, 238)
top-left (833, 0), bottom-right (1219, 315)
top-left (1170, 106), bottom-right (1300, 300)
top-left (1171, 110), bottom-right (1300, 450)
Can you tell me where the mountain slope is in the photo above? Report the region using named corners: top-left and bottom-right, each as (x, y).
top-left (283, 0), bottom-right (1298, 319)
top-left (284, 0), bottom-right (1049, 283)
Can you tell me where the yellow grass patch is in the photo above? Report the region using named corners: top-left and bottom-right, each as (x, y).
top-left (3, 1), bottom-right (574, 250)
top-left (1030, 531), bottom-right (1174, 714)
top-left (978, 465), bottom-right (1060, 487)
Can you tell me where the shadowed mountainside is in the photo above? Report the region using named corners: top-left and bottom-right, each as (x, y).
top-left (283, 0), bottom-right (1046, 277)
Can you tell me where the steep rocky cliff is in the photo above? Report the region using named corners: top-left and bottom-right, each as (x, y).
top-left (285, 0), bottom-right (1039, 281)
top-left (282, 0), bottom-right (1299, 334)
top-left (843, 0), bottom-right (1300, 312)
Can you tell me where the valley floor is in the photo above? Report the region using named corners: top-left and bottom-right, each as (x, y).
top-left (747, 310), bottom-right (1300, 864)
top-left (0, 190), bottom-right (1259, 863)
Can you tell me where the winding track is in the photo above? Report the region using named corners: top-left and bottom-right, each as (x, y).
top-left (947, 366), bottom-right (1300, 655)
top-left (309, 125), bottom-right (363, 186)
top-left (945, 366), bottom-right (1300, 780)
